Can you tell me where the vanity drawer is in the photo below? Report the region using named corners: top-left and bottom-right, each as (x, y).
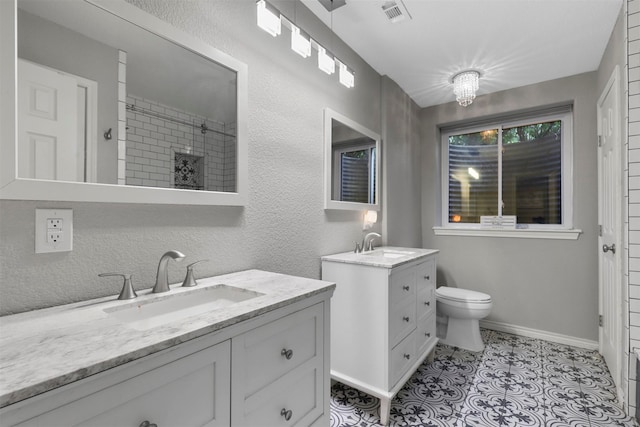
top-left (234, 303), bottom-right (322, 398)
top-left (390, 330), bottom-right (416, 387)
top-left (389, 298), bottom-right (416, 348)
top-left (236, 361), bottom-right (323, 427)
top-left (417, 286), bottom-right (435, 321)
top-left (416, 259), bottom-right (435, 292)
top-left (389, 267), bottom-right (416, 308)
top-left (417, 312), bottom-right (436, 357)
top-left (16, 340), bottom-right (231, 427)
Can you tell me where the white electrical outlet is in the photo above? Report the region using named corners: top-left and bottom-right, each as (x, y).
top-left (35, 209), bottom-right (73, 253)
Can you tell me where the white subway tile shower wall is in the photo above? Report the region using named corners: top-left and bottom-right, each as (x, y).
top-left (629, 0), bottom-right (640, 416)
top-left (117, 50), bottom-right (127, 185)
top-left (125, 94), bottom-right (235, 191)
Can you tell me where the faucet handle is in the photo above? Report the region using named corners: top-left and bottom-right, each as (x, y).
top-left (182, 259), bottom-right (208, 288)
top-left (354, 242), bottom-right (362, 253)
top-left (98, 273), bottom-right (137, 300)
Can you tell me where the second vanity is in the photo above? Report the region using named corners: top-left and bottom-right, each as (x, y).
top-left (0, 270), bottom-right (335, 427)
top-left (322, 247), bottom-right (439, 426)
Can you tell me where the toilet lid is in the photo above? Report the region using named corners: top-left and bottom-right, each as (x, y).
top-left (436, 287), bottom-right (491, 303)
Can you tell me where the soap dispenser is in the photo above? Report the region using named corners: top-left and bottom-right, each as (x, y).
top-left (181, 260), bottom-right (208, 287)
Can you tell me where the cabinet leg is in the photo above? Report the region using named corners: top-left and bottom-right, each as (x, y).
top-left (380, 397), bottom-right (391, 426)
top-left (427, 349), bottom-right (435, 364)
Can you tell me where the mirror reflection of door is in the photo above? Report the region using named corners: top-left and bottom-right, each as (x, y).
top-left (18, 59), bottom-right (98, 182)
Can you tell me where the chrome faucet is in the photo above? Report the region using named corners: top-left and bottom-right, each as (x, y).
top-left (363, 232), bottom-right (381, 251)
top-left (152, 250), bottom-right (186, 293)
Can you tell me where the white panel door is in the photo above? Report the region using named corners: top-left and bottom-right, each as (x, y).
top-left (18, 59), bottom-right (78, 181)
top-left (598, 66), bottom-right (621, 392)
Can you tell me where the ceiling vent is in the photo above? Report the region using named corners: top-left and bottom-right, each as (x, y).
top-left (381, 0), bottom-right (412, 23)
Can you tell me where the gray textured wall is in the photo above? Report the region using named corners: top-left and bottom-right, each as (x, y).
top-left (382, 76), bottom-right (423, 247)
top-left (0, 0), bottom-right (384, 315)
top-left (421, 73), bottom-right (599, 341)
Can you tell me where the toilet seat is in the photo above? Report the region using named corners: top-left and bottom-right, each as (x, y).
top-left (436, 287), bottom-right (491, 303)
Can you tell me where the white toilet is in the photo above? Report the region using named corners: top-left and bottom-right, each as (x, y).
top-left (435, 286), bottom-right (492, 352)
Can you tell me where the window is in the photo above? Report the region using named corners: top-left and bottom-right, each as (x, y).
top-left (441, 107), bottom-right (573, 230)
top-left (334, 144), bottom-right (376, 204)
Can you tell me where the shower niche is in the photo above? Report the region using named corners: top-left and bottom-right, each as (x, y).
top-left (174, 153), bottom-right (204, 191)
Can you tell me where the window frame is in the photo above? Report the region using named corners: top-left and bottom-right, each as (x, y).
top-left (332, 143), bottom-right (377, 204)
top-left (438, 108), bottom-right (578, 238)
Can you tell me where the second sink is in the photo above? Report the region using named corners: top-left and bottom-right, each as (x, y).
top-left (363, 249), bottom-right (416, 259)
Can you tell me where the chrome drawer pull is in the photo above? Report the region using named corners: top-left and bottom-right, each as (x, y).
top-left (424, 275), bottom-right (430, 280)
top-left (139, 421), bottom-right (157, 427)
top-left (281, 348), bottom-right (293, 360)
top-left (403, 316), bottom-right (410, 322)
top-left (281, 408), bottom-right (293, 421)
top-left (424, 301), bottom-right (430, 306)
top-left (425, 332), bottom-right (431, 338)
top-left (402, 285), bottom-right (410, 291)
top-left (404, 353), bottom-right (410, 360)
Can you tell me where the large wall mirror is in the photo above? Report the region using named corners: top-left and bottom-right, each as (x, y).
top-left (324, 108), bottom-right (380, 211)
top-left (0, 0), bottom-right (247, 205)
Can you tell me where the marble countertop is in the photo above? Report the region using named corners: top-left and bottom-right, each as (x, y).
top-left (0, 269), bottom-right (335, 408)
top-left (321, 246), bottom-right (439, 269)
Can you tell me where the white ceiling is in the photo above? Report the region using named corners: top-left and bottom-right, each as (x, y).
top-left (301, 0), bottom-right (623, 108)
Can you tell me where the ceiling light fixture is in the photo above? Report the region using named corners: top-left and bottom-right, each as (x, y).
top-left (255, 0), bottom-right (354, 88)
top-left (452, 70), bottom-right (480, 107)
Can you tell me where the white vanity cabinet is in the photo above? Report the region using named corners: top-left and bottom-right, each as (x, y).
top-left (0, 296), bottom-right (331, 427)
top-left (321, 248), bottom-right (438, 426)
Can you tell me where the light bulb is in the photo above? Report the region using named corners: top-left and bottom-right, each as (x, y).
top-left (257, 0), bottom-right (281, 37)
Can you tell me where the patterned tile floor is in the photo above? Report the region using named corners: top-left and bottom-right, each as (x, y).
top-left (330, 329), bottom-right (638, 427)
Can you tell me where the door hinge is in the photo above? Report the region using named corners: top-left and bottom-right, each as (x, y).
top-left (599, 315), bottom-right (603, 327)
top-left (598, 135), bottom-right (603, 147)
top-left (599, 225), bottom-right (602, 237)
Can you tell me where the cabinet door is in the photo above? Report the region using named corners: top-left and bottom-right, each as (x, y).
top-left (417, 286), bottom-right (435, 322)
top-left (390, 331), bottom-right (416, 387)
top-left (17, 341), bottom-right (231, 427)
top-left (239, 362), bottom-right (322, 427)
top-left (417, 312), bottom-right (437, 356)
top-left (232, 303), bottom-right (324, 427)
top-left (389, 298), bottom-right (416, 348)
top-left (416, 259), bottom-right (436, 292)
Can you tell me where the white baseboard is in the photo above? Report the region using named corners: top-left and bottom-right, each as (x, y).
top-left (480, 319), bottom-right (599, 350)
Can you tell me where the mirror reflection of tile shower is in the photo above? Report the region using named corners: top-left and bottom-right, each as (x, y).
top-left (124, 94), bottom-right (236, 192)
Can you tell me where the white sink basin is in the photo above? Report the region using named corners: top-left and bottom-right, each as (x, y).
top-left (364, 249), bottom-right (416, 259)
top-left (104, 284), bottom-right (263, 331)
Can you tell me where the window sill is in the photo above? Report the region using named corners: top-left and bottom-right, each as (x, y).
top-left (432, 227), bottom-right (582, 240)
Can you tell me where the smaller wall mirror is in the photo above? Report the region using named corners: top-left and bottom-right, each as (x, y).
top-left (324, 108), bottom-right (380, 211)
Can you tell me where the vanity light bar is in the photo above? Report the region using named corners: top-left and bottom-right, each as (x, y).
top-left (256, 0), bottom-right (354, 87)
